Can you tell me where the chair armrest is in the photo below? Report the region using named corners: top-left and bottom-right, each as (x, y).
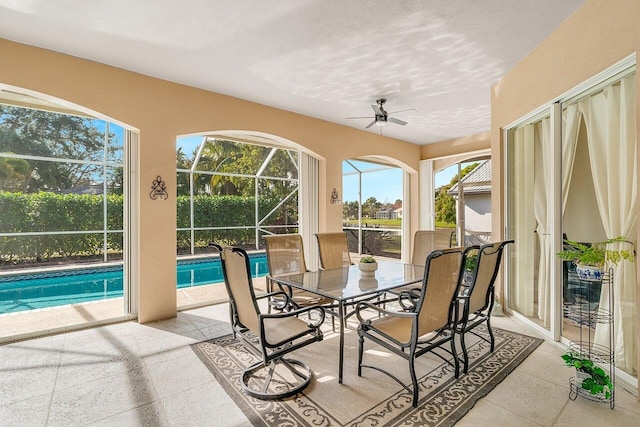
top-left (397, 289), bottom-right (421, 311)
top-left (261, 305), bottom-right (326, 327)
top-left (355, 300), bottom-right (416, 323)
top-left (257, 290), bottom-right (301, 310)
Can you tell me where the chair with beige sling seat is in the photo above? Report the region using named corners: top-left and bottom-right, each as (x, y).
top-left (412, 229), bottom-right (454, 265)
top-left (384, 229), bottom-right (456, 300)
top-left (456, 240), bottom-right (513, 374)
top-left (315, 231), bottom-right (380, 330)
top-left (315, 232), bottom-right (354, 269)
top-left (355, 246), bottom-right (470, 407)
top-left (264, 234), bottom-right (333, 311)
top-left (211, 243), bottom-right (325, 400)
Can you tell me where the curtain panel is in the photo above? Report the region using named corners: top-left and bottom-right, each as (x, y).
top-left (579, 74), bottom-right (637, 374)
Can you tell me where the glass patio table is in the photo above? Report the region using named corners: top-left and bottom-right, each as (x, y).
top-left (268, 260), bottom-right (425, 384)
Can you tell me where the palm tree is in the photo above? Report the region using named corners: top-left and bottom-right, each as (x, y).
top-left (194, 138), bottom-right (241, 195)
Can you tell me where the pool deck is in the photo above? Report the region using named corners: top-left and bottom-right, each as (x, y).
top-left (0, 277), bottom-right (267, 344)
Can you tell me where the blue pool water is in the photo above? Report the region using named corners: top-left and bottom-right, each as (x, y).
top-left (0, 253), bottom-right (268, 315)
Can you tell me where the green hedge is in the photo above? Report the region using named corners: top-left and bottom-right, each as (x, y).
top-left (176, 195), bottom-right (296, 250)
top-left (0, 192), bottom-right (296, 261)
top-left (0, 192), bottom-right (124, 260)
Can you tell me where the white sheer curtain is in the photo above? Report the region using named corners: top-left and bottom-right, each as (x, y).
top-left (579, 74), bottom-right (637, 374)
top-left (534, 118), bottom-right (552, 326)
top-left (512, 125), bottom-right (536, 316)
top-left (299, 153), bottom-right (319, 271)
top-left (562, 104), bottom-right (581, 213)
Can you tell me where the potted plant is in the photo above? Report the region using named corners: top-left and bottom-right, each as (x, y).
top-left (556, 236), bottom-right (634, 281)
top-left (359, 256), bottom-right (378, 276)
top-left (562, 351), bottom-right (613, 399)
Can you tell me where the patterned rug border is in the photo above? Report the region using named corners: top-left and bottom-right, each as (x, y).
top-left (191, 327), bottom-right (543, 427)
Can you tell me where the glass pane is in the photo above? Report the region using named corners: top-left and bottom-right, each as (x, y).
top-left (107, 232), bottom-right (123, 261)
top-left (192, 170), bottom-right (254, 196)
top-left (176, 137), bottom-right (301, 258)
top-left (176, 135), bottom-right (205, 167)
top-left (194, 138), bottom-right (270, 176)
top-left (0, 232), bottom-right (107, 263)
top-left (359, 229), bottom-right (401, 259)
top-left (176, 171), bottom-right (191, 197)
top-left (106, 122), bottom-right (125, 165)
top-left (194, 228), bottom-right (256, 250)
top-left (193, 193), bottom-right (255, 228)
top-left (0, 106), bottom-right (106, 162)
top-left (261, 149), bottom-right (298, 179)
top-left (506, 117), bottom-right (550, 332)
top-left (259, 181), bottom-right (298, 226)
top-left (341, 159), bottom-right (403, 258)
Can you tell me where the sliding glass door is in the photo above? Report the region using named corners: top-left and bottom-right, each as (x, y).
top-left (506, 70), bottom-right (637, 379)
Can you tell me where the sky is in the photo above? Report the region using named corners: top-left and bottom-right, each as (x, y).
top-left (177, 135), bottom-right (205, 157)
top-left (342, 162), bottom-right (459, 204)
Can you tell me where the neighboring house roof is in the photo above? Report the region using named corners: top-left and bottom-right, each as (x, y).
top-left (448, 160), bottom-right (492, 195)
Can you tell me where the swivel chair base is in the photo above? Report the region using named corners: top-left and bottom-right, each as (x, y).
top-left (241, 357), bottom-right (312, 400)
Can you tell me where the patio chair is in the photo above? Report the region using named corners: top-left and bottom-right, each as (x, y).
top-left (315, 232), bottom-right (353, 269)
top-left (412, 229), bottom-right (454, 265)
top-left (315, 231), bottom-right (380, 330)
top-left (211, 243), bottom-right (325, 400)
top-left (264, 234), bottom-right (333, 311)
top-left (385, 229), bottom-right (455, 299)
top-left (355, 246), bottom-right (468, 407)
top-left (456, 240), bottom-right (513, 374)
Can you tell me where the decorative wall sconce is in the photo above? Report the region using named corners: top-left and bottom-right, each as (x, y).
top-left (330, 187), bottom-right (341, 205)
top-left (150, 176), bottom-right (168, 200)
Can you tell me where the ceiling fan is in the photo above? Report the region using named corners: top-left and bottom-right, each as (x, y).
top-left (346, 98), bottom-right (416, 129)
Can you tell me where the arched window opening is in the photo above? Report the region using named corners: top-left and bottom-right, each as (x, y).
top-left (434, 157), bottom-right (491, 246)
top-left (176, 135), bottom-right (301, 254)
top-left (342, 159), bottom-right (403, 259)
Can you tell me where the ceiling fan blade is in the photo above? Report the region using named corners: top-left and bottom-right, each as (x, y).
top-left (365, 119), bottom-right (376, 129)
top-left (371, 104), bottom-right (384, 116)
top-left (388, 108), bottom-right (417, 115)
top-left (345, 116), bottom-right (373, 120)
top-left (388, 117), bottom-right (408, 126)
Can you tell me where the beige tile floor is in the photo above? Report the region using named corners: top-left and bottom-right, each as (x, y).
top-left (1, 284), bottom-right (639, 425)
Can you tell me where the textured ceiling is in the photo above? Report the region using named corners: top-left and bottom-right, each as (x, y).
top-left (0, 0), bottom-right (586, 145)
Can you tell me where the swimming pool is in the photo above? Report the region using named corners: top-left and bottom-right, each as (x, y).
top-left (0, 253), bottom-right (268, 315)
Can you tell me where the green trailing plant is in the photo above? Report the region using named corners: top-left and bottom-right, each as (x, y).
top-left (556, 236), bottom-right (634, 268)
top-left (360, 256), bottom-right (376, 263)
top-left (561, 352), bottom-right (613, 398)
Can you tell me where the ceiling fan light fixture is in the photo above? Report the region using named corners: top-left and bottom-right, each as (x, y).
top-left (375, 117), bottom-right (387, 126)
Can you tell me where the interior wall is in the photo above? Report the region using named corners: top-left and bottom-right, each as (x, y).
top-left (0, 37), bottom-right (422, 323)
top-left (421, 131), bottom-right (490, 161)
top-left (492, 0), bottom-right (640, 384)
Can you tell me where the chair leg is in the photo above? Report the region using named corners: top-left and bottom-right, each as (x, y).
top-left (357, 332), bottom-right (364, 376)
top-left (460, 329), bottom-right (469, 374)
top-left (450, 333), bottom-right (459, 379)
top-left (486, 318), bottom-right (495, 352)
top-left (409, 353), bottom-right (419, 407)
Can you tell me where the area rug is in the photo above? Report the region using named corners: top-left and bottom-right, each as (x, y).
top-left (191, 326), bottom-right (542, 426)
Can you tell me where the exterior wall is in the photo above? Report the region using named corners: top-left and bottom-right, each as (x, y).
top-left (491, 0), bottom-right (640, 383)
top-left (463, 193), bottom-right (492, 233)
top-left (0, 38), bottom-right (422, 322)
